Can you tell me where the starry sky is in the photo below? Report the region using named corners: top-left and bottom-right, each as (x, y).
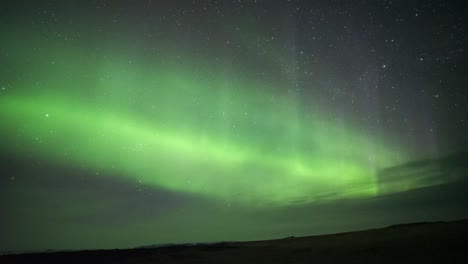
top-left (1, 0), bottom-right (467, 252)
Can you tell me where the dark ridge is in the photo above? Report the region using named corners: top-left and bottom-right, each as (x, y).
top-left (139, 242), bottom-right (240, 251)
top-left (1, 219), bottom-right (467, 263)
top-left (385, 221), bottom-right (445, 229)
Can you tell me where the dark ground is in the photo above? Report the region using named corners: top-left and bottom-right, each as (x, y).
top-left (1, 219), bottom-right (467, 264)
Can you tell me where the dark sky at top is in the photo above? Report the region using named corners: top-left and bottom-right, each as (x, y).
top-left (0, 0), bottom-right (467, 252)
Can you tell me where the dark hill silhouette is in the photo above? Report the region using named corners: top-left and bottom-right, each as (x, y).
top-left (1, 219), bottom-right (467, 264)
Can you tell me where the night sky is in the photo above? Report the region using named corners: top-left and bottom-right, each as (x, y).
top-left (1, 0), bottom-right (467, 252)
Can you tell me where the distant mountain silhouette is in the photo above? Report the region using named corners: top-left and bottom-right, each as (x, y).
top-left (1, 219), bottom-right (467, 263)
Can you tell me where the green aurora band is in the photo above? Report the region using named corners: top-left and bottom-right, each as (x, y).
top-left (0, 39), bottom-right (409, 207)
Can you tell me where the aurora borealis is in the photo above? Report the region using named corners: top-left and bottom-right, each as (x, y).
top-left (0, 63), bottom-right (405, 206)
top-left (1, 0), bottom-right (468, 252)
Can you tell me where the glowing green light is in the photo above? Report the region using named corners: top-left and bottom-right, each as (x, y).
top-left (0, 45), bottom-right (407, 206)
